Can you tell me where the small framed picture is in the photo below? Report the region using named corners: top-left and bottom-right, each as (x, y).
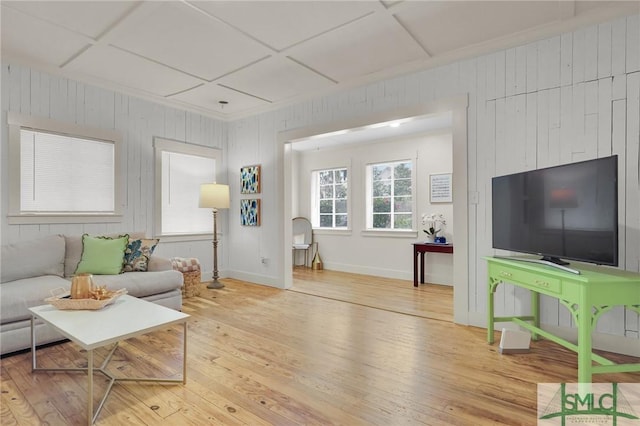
top-left (430, 173), bottom-right (452, 203)
top-left (240, 199), bottom-right (261, 226)
top-left (240, 164), bottom-right (261, 194)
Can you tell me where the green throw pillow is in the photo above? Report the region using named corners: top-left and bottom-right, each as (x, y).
top-left (74, 234), bottom-right (129, 275)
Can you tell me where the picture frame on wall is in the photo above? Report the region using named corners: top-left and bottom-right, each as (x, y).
top-left (240, 199), bottom-right (261, 226)
top-left (430, 173), bottom-right (452, 203)
top-left (240, 164), bottom-right (261, 194)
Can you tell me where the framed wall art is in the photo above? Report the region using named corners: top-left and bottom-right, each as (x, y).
top-left (240, 199), bottom-right (261, 226)
top-left (240, 164), bottom-right (261, 194)
top-left (430, 173), bottom-right (452, 203)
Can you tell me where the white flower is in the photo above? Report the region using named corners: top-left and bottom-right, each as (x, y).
top-left (422, 213), bottom-right (446, 236)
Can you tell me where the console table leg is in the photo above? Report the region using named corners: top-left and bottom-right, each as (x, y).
top-left (487, 283), bottom-right (495, 344)
top-left (531, 292), bottom-right (540, 341)
top-left (578, 291), bottom-right (592, 384)
top-left (413, 249), bottom-right (418, 287)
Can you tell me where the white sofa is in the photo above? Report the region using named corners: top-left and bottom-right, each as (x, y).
top-left (0, 233), bottom-right (183, 355)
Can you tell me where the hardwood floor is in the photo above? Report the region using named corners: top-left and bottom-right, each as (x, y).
top-left (1, 270), bottom-right (638, 425)
top-left (291, 267), bottom-right (453, 322)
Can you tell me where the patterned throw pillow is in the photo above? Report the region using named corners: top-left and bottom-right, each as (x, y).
top-left (123, 238), bottom-right (159, 272)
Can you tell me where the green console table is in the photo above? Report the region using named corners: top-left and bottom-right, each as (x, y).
top-left (486, 256), bottom-right (640, 383)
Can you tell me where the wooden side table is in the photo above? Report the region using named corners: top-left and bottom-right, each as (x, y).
top-left (413, 243), bottom-right (454, 287)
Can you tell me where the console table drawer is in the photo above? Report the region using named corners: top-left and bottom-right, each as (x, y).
top-left (494, 268), bottom-right (562, 294)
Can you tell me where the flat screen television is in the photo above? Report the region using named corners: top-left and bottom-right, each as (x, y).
top-left (492, 155), bottom-right (618, 271)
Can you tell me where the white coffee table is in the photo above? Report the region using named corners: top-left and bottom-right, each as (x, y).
top-left (29, 294), bottom-right (189, 425)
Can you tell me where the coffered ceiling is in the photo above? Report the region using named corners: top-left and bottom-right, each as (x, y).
top-left (2, 1), bottom-right (638, 120)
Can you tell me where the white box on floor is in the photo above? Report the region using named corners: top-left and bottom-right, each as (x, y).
top-left (499, 328), bottom-right (531, 354)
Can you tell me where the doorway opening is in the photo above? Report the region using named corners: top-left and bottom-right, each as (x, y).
top-left (279, 97), bottom-right (469, 324)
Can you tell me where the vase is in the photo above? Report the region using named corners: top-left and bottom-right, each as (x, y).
top-left (311, 251), bottom-right (323, 270)
top-left (424, 235), bottom-right (435, 243)
top-left (70, 273), bottom-right (95, 299)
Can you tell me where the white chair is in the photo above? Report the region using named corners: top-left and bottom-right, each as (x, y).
top-left (292, 217), bottom-right (313, 267)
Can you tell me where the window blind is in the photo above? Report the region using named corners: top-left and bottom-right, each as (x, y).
top-left (20, 129), bottom-right (114, 213)
top-left (161, 151), bottom-right (215, 234)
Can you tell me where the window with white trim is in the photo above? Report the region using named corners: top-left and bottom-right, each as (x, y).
top-left (366, 160), bottom-right (413, 230)
top-left (154, 138), bottom-right (220, 236)
top-left (7, 113), bottom-right (122, 224)
top-left (312, 167), bottom-right (348, 228)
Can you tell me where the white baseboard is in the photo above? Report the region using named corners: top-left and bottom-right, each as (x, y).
top-left (541, 324), bottom-right (640, 358)
top-left (322, 261), bottom-right (453, 286)
top-left (226, 269), bottom-right (286, 289)
top-left (467, 311), bottom-right (640, 357)
top-left (322, 261), bottom-right (408, 280)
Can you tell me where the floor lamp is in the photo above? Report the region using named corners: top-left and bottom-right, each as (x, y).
top-left (199, 183), bottom-right (230, 289)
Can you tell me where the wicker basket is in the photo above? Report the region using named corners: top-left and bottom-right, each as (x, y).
top-left (45, 289), bottom-right (127, 310)
top-left (181, 270), bottom-right (201, 298)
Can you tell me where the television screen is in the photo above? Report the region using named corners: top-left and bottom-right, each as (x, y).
top-left (492, 155), bottom-right (618, 267)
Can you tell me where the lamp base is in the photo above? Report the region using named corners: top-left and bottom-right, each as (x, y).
top-left (207, 279), bottom-right (225, 289)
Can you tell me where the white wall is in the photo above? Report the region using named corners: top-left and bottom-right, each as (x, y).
top-left (2, 13), bottom-right (638, 354)
top-left (226, 14), bottom-right (640, 352)
top-left (0, 63), bottom-right (228, 279)
top-left (295, 132), bottom-right (454, 284)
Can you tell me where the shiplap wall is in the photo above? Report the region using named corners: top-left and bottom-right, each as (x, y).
top-left (0, 63), bottom-right (227, 275)
top-left (227, 14), bottom-right (640, 342)
top-left (1, 13), bottom-right (638, 347)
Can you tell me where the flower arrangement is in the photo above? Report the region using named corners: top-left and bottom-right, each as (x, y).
top-left (422, 213), bottom-right (446, 236)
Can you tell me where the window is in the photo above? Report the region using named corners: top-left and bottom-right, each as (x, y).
top-left (154, 137), bottom-right (221, 237)
top-left (8, 113), bottom-right (122, 224)
top-left (367, 160), bottom-right (413, 230)
top-left (312, 168), bottom-right (348, 228)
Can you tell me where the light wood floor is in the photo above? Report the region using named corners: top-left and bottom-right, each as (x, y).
top-left (2, 270), bottom-right (638, 425)
top-left (291, 267), bottom-right (453, 322)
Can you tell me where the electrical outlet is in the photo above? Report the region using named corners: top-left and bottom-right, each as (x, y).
top-left (261, 257), bottom-right (268, 265)
top-left (469, 191), bottom-right (479, 205)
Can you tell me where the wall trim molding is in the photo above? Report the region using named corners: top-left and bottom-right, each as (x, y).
top-left (278, 95), bottom-right (470, 316)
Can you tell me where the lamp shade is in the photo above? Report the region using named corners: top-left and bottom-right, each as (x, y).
top-left (199, 183), bottom-right (230, 209)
